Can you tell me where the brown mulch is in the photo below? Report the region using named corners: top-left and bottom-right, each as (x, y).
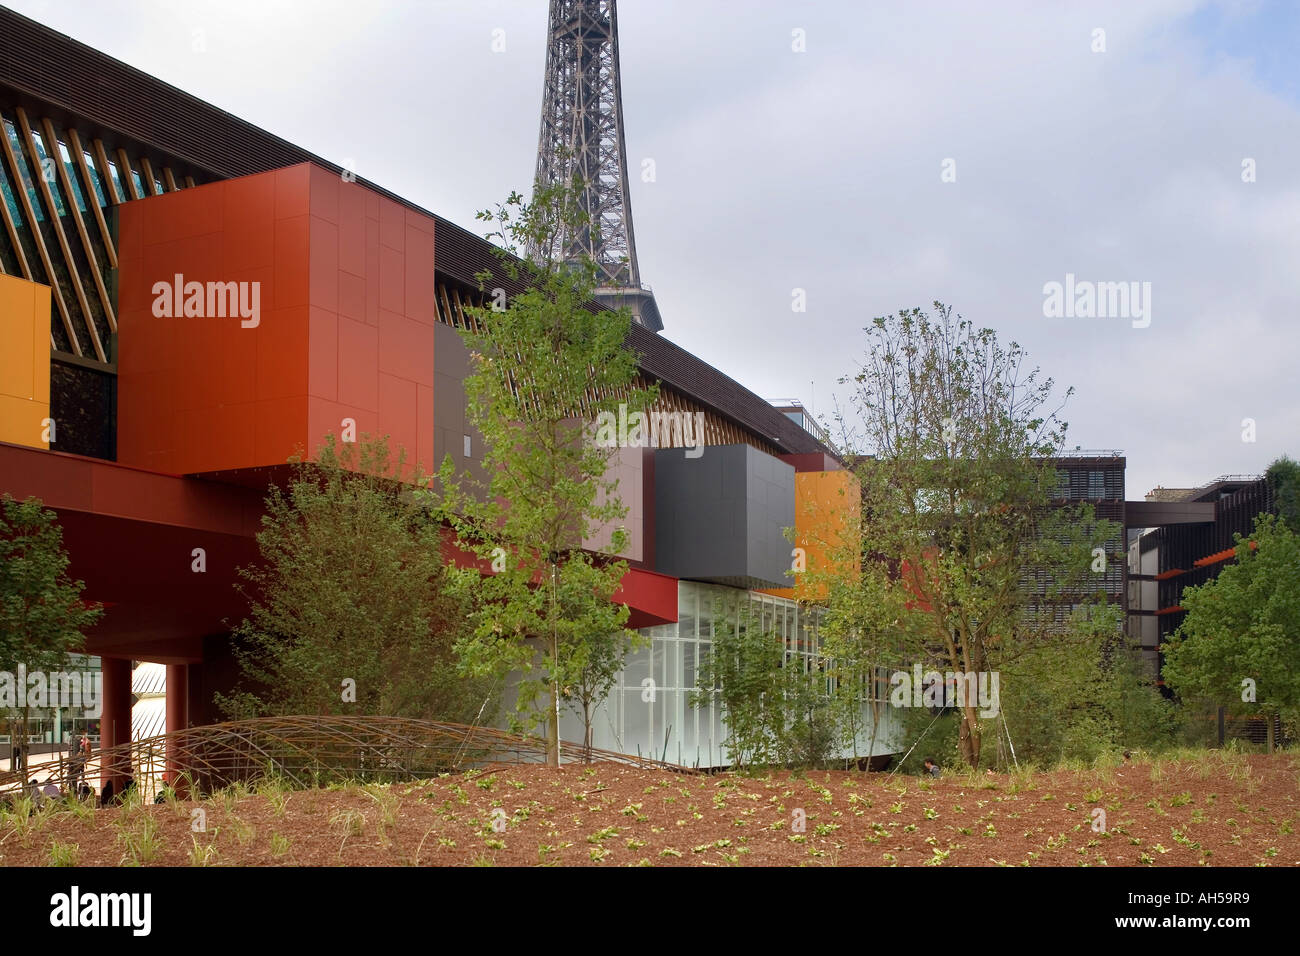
top-left (2, 754), bottom-right (1296, 866)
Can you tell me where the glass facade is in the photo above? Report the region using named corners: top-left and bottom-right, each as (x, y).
top-left (545, 581), bottom-right (903, 767)
top-left (1, 653), bottom-right (103, 754)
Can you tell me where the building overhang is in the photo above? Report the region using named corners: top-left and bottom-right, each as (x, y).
top-left (0, 441), bottom-right (264, 661)
top-left (1125, 500), bottom-right (1216, 528)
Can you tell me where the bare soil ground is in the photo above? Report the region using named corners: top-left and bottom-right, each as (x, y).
top-left (2, 752), bottom-right (1296, 867)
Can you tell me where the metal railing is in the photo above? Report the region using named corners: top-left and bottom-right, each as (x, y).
top-left (0, 716), bottom-right (697, 799)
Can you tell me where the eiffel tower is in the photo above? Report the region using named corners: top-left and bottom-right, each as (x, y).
top-left (533, 0), bottom-right (662, 332)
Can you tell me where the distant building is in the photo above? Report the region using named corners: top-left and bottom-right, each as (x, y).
top-left (1041, 451), bottom-right (1128, 628)
top-left (769, 400), bottom-right (832, 451)
top-left (1126, 475), bottom-right (1274, 710)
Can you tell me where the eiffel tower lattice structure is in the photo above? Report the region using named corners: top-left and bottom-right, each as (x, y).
top-left (533, 0), bottom-right (662, 332)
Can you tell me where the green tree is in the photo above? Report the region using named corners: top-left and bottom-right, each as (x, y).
top-left (691, 594), bottom-right (839, 771)
top-left (1266, 455), bottom-right (1300, 530)
top-left (996, 603), bottom-right (1174, 765)
top-left (691, 598), bottom-right (785, 770)
top-left (437, 182), bottom-right (656, 766)
top-left (1163, 512), bottom-right (1300, 752)
top-left (822, 304), bottom-right (1122, 769)
top-left (566, 628), bottom-right (634, 761)
top-left (0, 495), bottom-right (102, 783)
top-left (218, 435), bottom-right (491, 724)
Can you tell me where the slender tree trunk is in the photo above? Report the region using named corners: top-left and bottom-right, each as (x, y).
top-left (546, 561), bottom-right (560, 767)
top-left (19, 703), bottom-right (30, 787)
top-left (959, 705), bottom-right (981, 769)
top-left (866, 694), bottom-right (880, 769)
top-left (546, 644), bottom-right (560, 768)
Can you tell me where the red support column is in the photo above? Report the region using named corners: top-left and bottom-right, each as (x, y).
top-left (98, 656), bottom-right (132, 797)
top-left (165, 663), bottom-right (188, 792)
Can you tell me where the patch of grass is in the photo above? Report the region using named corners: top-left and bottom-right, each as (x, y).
top-left (188, 837), bottom-right (219, 866)
top-left (47, 841), bottom-right (79, 866)
top-left (1, 796), bottom-right (41, 841)
top-left (258, 778), bottom-right (291, 816)
top-left (329, 806), bottom-right (365, 853)
top-left (115, 814), bottom-right (163, 865)
top-left (228, 814), bottom-right (256, 846)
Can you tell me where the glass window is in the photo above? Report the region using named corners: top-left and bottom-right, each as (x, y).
top-left (623, 643), bottom-right (650, 685)
top-left (678, 595), bottom-right (696, 641)
top-left (105, 158), bottom-right (126, 203)
top-left (57, 142), bottom-right (88, 213)
top-left (0, 163), bottom-right (22, 228)
top-left (682, 640), bottom-right (696, 690)
top-left (4, 118), bottom-right (43, 221)
top-left (1088, 471), bottom-right (1105, 498)
top-left (650, 639), bottom-right (666, 690)
top-left (28, 128), bottom-right (67, 217)
top-left (81, 150), bottom-right (108, 207)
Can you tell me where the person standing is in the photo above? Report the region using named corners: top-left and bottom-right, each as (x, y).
top-left (67, 736), bottom-right (86, 791)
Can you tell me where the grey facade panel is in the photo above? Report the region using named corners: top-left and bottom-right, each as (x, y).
top-left (653, 444), bottom-right (794, 588)
top-left (433, 322), bottom-right (485, 488)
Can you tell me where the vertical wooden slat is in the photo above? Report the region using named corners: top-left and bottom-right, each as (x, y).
top-left (90, 138), bottom-right (121, 204)
top-left (438, 284), bottom-right (452, 327)
top-left (184, 175), bottom-right (196, 189)
top-left (0, 109), bottom-right (81, 355)
top-left (115, 148), bottom-right (142, 200)
top-left (0, 149), bottom-right (32, 280)
top-left (16, 108), bottom-right (104, 361)
top-left (67, 129), bottom-right (117, 268)
top-left (138, 156), bottom-right (159, 196)
top-left (452, 287), bottom-right (468, 330)
top-left (162, 166), bottom-right (179, 192)
top-left (43, 119), bottom-right (117, 335)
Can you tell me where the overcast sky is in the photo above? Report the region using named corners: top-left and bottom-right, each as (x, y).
top-left (9, 0), bottom-right (1298, 499)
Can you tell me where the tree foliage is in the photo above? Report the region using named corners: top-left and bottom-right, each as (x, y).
top-left (690, 595), bottom-right (838, 771)
top-left (436, 181), bottom-right (656, 764)
top-left (0, 495), bottom-right (102, 781)
top-left (1163, 512), bottom-right (1300, 751)
top-left (219, 436), bottom-right (491, 723)
top-left (1266, 455), bottom-right (1300, 530)
top-left (819, 304), bottom-right (1130, 769)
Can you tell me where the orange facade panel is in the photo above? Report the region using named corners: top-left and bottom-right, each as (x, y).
top-left (117, 163), bottom-right (437, 478)
top-left (0, 274), bottom-right (52, 449)
top-left (760, 468), bottom-right (860, 601)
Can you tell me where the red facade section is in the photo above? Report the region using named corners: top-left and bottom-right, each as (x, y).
top-left (117, 163), bottom-right (438, 478)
